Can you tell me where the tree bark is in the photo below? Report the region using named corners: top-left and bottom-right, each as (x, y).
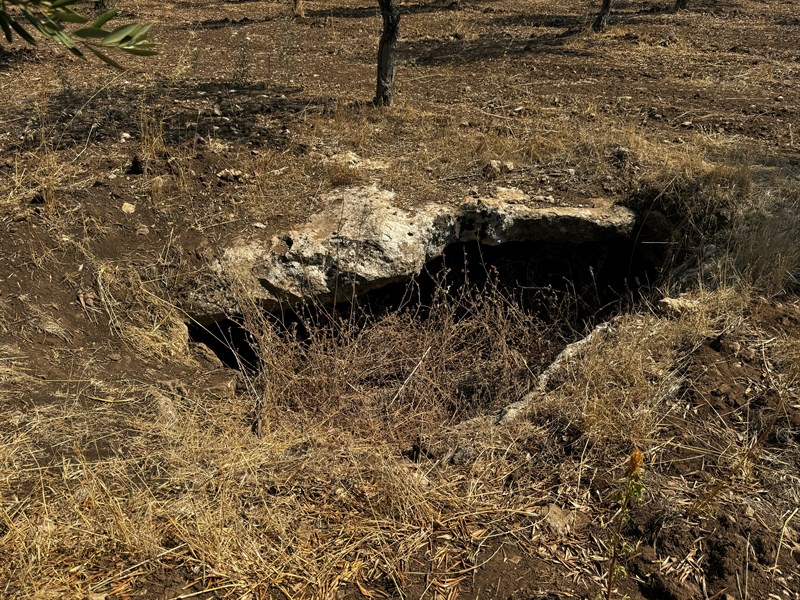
top-left (592, 0), bottom-right (613, 31)
top-left (374, 0), bottom-right (400, 106)
top-left (674, 0), bottom-right (688, 9)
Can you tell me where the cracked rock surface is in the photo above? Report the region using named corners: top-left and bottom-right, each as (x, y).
top-left (186, 185), bottom-right (636, 321)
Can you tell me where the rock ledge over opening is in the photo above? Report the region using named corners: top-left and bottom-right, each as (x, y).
top-left (188, 185), bottom-right (636, 321)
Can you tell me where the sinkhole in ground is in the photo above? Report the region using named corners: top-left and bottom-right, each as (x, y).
top-left (188, 234), bottom-right (665, 372)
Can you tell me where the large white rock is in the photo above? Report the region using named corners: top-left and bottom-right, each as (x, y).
top-left (189, 185), bottom-right (636, 320)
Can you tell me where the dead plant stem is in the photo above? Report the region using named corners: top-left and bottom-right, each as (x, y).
top-left (389, 346), bottom-right (431, 406)
top-left (772, 507), bottom-right (798, 573)
top-left (605, 494), bottom-right (629, 600)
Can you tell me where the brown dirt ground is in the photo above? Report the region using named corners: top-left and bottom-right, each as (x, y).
top-left (1, 0), bottom-right (799, 598)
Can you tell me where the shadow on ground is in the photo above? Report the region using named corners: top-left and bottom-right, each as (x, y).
top-left (0, 48), bottom-right (37, 73)
top-left (8, 79), bottom-right (329, 153)
top-left (403, 29), bottom-right (588, 66)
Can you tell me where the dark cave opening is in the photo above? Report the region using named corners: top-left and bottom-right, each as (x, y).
top-left (188, 230), bottom-right (667, 371)
top-left (188, 316), bottom-right (260, 371)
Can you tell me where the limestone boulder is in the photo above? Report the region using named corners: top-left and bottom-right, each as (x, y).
top-left (186, 185), bottom-right (636, 321)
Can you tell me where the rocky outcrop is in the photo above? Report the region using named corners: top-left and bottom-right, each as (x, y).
top-left (187, 185), bottom-right (636, 321)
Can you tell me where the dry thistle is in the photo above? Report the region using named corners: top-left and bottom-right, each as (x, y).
top-left (604, 447), bottom-right (645, 600)
top-left (625, 448), bottom-right (644, 479)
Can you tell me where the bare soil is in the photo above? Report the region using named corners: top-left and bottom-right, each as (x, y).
top-left (1, 0), bottom-right (799, 598)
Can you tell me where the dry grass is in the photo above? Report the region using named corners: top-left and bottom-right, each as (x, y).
top-left (1, 0), bottom-right (799, 596)
top-left (0, 143), bottom-right (85, 213)
top-left (0, 285), bottom-right (566, 596)
top-left (530, 287), bottom-right (748, 450)
top-left (241, 281), bottom-right (562, 437)
top-left (2, 266), bottom-right (797, 597)
top-left (729, 183), bottom-right (800, 295)
top-left (95, 262), bottom-right (191, 362)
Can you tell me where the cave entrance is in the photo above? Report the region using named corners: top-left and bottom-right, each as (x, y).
top-left (187, 317), bottom-right (260, 371)
top-left (188, 233), bottom-right (665, 371)
top-left (362, 237), bottom-right (655, 323)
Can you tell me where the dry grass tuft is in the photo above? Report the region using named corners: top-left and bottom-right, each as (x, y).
top-left (95, 263), bottom-right (191, 362)
top-left (323, 162), bottom-right (367, 188)
top-left (138, 105), bottom-right (167, 166)
top-left (729, 183), bottom-right (800, 295)
top-left (242, 283), bottom-right (562, 440)
top-left (0, 144), bottom-right (85, 213)
top-left (531, 287), bottom-right (749, 450)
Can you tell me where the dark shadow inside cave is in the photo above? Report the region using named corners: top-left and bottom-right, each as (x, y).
top-left (188, 226), bottom-right (668, 371)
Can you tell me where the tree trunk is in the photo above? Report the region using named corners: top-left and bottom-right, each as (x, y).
top-left (674, 0), bottom-right (688, 9)
top-left (592, 0), bottom-right (613, 31)
top-left (374, 0), bottom-right (400, 106)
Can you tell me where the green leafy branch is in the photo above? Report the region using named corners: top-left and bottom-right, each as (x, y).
top-left (0, 0), bottom-right (156, 68)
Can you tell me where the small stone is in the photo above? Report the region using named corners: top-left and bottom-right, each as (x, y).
top-left (492, 186), bottom-right (528, 202)
top-left (78, 289), bottom-right (97, 308)
top-left (740, 346), bottom-right (756, 361)
top-left (216, 168), bottom-right (243, 182)
top-left (482, 160), bottom-right (513, 180)
top-left (540, 504), bottom-right (588, 536)
top-left (613, 146), bottom-right (633, 162)
top-left (136, 225), bottom-right (150, 235)
top-left (121, 202), bottom-right (136, 214)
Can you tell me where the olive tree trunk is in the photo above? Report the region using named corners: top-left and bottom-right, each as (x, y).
top-left (374, 0), bottom-right (400, 106)
top-left (593, 0), bottom-right (613, 31)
